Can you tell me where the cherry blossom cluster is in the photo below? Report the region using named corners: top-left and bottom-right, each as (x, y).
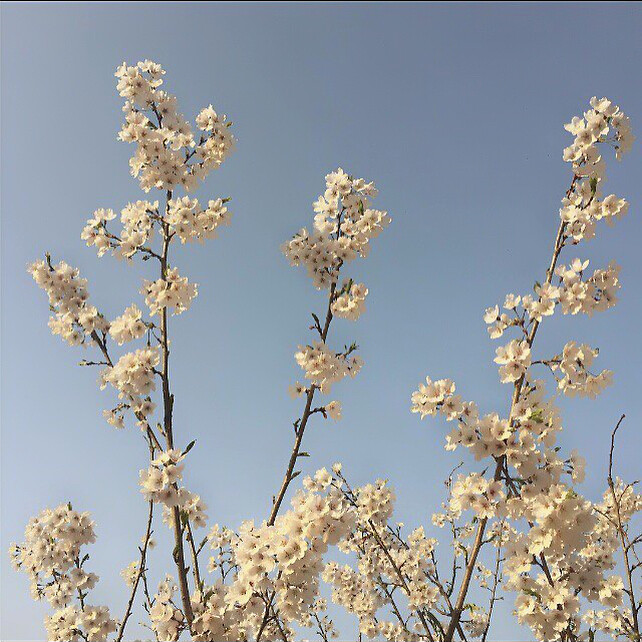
top-left (139, 449), bottom-right (186, 506)
top-left (504, 483), bottom-right (620, 641)
top-left (81, 201), bottom-right (156, 261)
top-left (331, 279), bottom-right (368, 320)
top-left (484, 258), bottom-right (622, 339)
top-left (142, 267), bottom-right (198, 316)
top-left (185, 466), bottom-right (465, 641)
top-left (494, 338), bottom-right (532, 384)
top-left (554, 340), bottom-right (613, 398)
top-left (166, 196), bottom-right (232, 243)
top-left (149, 575), bottom-right (185, 640)
top-left (183, 473), bottom-right (357, 640)
top-left (294, 340), bottom-right (363, 394)
top-left (101, 346), bottom-right (159, 403)
top-left (281, 169), bottom-right (390, 290)
top-left (115, 60), bottom-right (235, 192)
top-left (28, 259), bottom-right (107, 346)
top-left (109, 304), bottom-right (147, 345)
top-left (561, 97), bottom-right (633, 242)
top-left (139, 449), bottom-right (208, 531)
top-left (9, 504), bottom-right (116, 641)
top-left (320, 466), bottom-right (471, 641)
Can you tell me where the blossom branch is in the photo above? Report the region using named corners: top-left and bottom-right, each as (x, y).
top-left (268, 280), bottom-right (337, 526)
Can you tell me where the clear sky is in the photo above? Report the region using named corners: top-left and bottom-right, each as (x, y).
top-left (1, 3), bottom-right (641, 640)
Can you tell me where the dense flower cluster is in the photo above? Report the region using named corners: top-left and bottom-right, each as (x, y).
top-left (184, 474), bottom-right (357, 640)
top-left (149, 575), bottom-right (185, 640)
top-left (294, 341), bottom-right (363, 393)
top-left (115, 60), bottom-right (234, 192)
top-left (331, 280), bottom-right (368, 320)
top-left (102, 346), bottom-right (159, 402)
top-left (109, 304), bottom-right (147, 345)
top-left (142, 267), bottom-right (198, 316)
top-left (139, 449), bottom-right (208, 531)
top-left (9, 504), bottom-right (116, 641)
top-left (494, 339), bottom-right (532, 384)
top-left (167, 196), bottom-right (231, 243)
top-left (82, 201), bottom-right (156, 260)
top-left (281, 169), bottom-right (390, 290)
top-left (554, 340), bottom-right (613, 398)
top-left (139, 449), bottom-right (186, 506)
top-left (322, 469), bottom-right (445, 641)
top-left (28, 259), bottom-right (107, 346)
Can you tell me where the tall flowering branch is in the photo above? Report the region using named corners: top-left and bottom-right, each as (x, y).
top-left (22, 59), bottom-right (235, 639)
top-left (411, 96), bottom-right (635, 641)
top-left (272, 168), bottom-right (389, 523)
top-left (253, 170), bottom-right (390, 638)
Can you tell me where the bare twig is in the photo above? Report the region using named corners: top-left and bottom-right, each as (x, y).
top-left (115, 500), bottom-right (155, 642)
top-left (607, 414), bottom-right (640, 639)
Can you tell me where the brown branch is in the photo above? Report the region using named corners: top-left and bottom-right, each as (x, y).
top-left (185, 519), bottom-right (202, 590)
top-left (366, 520), bottom-right (437, 641)
top-left (268, 280), bottom-right (337, 525)
top-left (481, 527), bottom-right (504, 642)
top-left (607, 414), bottom-right (640, 639)
top-left (443, 172), bottom-right (576, 641)
top-left (159, 190), bottom-right (194, 629)
top-left (115, 500), bottom-right (155, 642)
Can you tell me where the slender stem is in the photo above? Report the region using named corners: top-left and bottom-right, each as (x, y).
top-left (115, 500), bottom-right (154, 642)
top-left (481, 527), bottom-right (503, 642)
top-left (257, 281), bottom-right (338, 642)
top-left (268, 280), bottom-right (336, 526)
top-left (367, 520), bottom-right (436, 641)
top-left (608, 415), bottom-right (640, 638)
top-left (186, 520), bottom-right (203, 590)
top-left (159, 191), bottom-right (194, 628)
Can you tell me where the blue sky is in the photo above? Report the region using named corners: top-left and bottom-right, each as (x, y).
top-left (1, 3), bottom-right (641, 640)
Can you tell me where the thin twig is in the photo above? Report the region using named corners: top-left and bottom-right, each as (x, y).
top-left (115, 500), bottom-right (155, 642)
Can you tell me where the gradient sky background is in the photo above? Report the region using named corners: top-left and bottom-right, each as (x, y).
top-left (2, 3), bottom-right (641, 640)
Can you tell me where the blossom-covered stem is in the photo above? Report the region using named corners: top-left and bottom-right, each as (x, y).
top-left (367, 520), bottom-right (437, 641)
top-left (89, 328), bottom-right (163, 451)
top-left (256, 591), bottom-right (289, 642)
top-left (257, 284), bottom-right (339, 642)
top-left (115, 499), bottom-right (154, 642)
top-left (268, 281), bottom-right (337, 526)
top-left (444, 466), bottom-right (501, 642)
top-left (444, 183), bottom-right (575, 642)
top-left (608, 415), bottom-right (640, 638)
top-left (335, 470), bottom-right (442, 640)
top-left (158, 190), bottom-right (194, 628)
